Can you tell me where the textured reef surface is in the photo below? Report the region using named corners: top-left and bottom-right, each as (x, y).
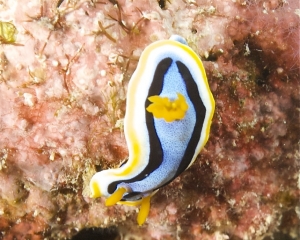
top-left (0, 0), bottom-right (299, 239)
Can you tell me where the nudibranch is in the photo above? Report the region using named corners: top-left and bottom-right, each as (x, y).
top-left (90, 35), bottom-right (215, 225)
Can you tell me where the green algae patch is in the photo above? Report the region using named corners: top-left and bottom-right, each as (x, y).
top-left (0, 21), bottom-right (18, 44)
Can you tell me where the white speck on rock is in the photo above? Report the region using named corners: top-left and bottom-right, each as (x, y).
top-left (23, 93), bottom-right (34, 107)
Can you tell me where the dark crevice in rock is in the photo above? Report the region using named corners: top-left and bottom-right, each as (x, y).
top-left (71, 226), bottom-right (119, 240)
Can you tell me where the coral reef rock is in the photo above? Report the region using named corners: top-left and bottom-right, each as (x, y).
top-left (0, 0), bottom-right (299, 239)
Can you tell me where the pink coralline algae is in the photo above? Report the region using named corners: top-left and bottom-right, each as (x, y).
top-left (0, 0), bottom-right (299, 239)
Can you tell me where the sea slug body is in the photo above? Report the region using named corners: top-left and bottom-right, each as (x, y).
top-left (90, 35), bottom-right (215, 225)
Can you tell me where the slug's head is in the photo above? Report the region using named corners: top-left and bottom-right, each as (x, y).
top-left (89, 170), bottom-right (114, 198)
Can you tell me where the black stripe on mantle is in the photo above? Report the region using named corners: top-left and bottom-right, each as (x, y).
top-left (107, 58), bottom-right (171, 194)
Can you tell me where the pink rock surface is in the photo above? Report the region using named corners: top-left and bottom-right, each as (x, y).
top-left (0, 0), bottom-right (299, 239)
